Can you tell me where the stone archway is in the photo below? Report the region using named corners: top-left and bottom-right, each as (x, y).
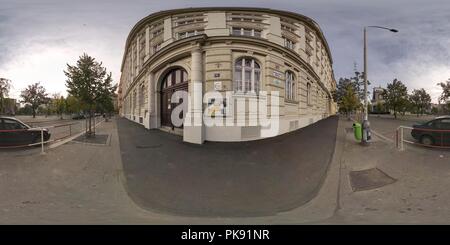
top-left (159, 67), bottom-right (189, 129)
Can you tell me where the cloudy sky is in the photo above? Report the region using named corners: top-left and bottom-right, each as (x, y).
top-left (1, 0), bottom-right (449, 102)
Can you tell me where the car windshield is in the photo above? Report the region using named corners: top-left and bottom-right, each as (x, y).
top-left (2, 118), bottom-right (29, 130)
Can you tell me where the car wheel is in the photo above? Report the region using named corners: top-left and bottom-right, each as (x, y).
top-left (420, 135), bottom-right (434, 146)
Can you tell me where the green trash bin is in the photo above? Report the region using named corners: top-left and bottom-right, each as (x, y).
top-left (353, 123), bottom-right (362, 141)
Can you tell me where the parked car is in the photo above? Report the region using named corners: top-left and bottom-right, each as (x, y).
top-left (0, 116), bottom-right (51, 147)
top-left (411, 116), bottom-right (450, 146)
top-left (72, 113), bottom-right (86, 120)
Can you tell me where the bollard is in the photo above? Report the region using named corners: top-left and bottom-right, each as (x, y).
top-left (40, 127), bottom-right (45, 155)
top-left (400, 127), bottom-right (404, 151)
top-left (396, 128), bottom-right (399, 149)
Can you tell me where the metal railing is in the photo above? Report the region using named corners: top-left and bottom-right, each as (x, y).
top-left (0, 116), bottom-right (105, 154)
top-left (396, 125), bottom-right (450, 151)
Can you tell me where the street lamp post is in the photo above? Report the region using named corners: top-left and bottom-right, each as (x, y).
top-left (361, 26), bottom-right (398, 146)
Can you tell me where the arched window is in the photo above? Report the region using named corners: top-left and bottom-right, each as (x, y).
top-left (234, 57), bottom-right (261, 93)
top-left (307, 82), bottom-right (311, 105)
top-left (285, 71), bottom-right (296, 101)
top-left (162, 68), bottom-right (188, 89)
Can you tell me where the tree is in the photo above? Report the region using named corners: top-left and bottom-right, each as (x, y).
top-left (431, 107), bottom-right (439, 115)
top-left (332, 78), bottom-right (361, 117)
top-left (52, 94), bottom-right (66, 119)
top-left (333, 70), bottom-right (370, 117)
top-left (374, 101), bottom-right (386, 113)
top-left (349, 71), bottom-right (370, 101)
top-left (437, 79), bottom-right (450, 104)
top-left (409, 89), bottom-right (431, 116)
top-left (64, 53), bottom-right (117, 136)
top-left (65, 95), bottom-right (83, 114)
top-left (0, 78), bottom-right (11, 115)
top-left (20, 82), bottom-right (49, 118)
top-left (383, 79), bottom-right (408, 119)
top-left (17, 104), bottom-right (33, 115)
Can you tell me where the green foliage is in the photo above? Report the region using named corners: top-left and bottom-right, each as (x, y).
top-left (333, 79), bottom-right (361, 115)
top-left (65, 95), bottom-right (84, 114)
top-left (437, 79), bottom-right (450, 104)
top-left (20, 82), bottom-right (49, 118)
top-left (383, 79), bottom-right (409, 119)
top-left (351, 71), bottom-right (371, 101)
top-left (333, 71), bottom-right (370, 115)
top-left (64, 53), bottom-right (117, 135)
top-left (431, 107), bottom-right (439, 115)
top-left (0, 78), bottom-right (11, 114)
top-left (51, 94), bottom-right (66, 119)
top-left (374, 101), bottom-right (386, 113)
top-left (409, 88), bottom-right (431, 116)
top-left (17, 104), bottom-right (33, 115)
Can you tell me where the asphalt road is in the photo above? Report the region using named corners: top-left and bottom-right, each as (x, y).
top-left (117, 116), bottom-right (338, 217)
top-left (368, 115), bottom-right (432, 143)
top-left (26, 117), bottom-right (102, 143)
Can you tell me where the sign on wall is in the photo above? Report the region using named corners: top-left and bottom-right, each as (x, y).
top-left (214, 81), bottom-right (223, 91)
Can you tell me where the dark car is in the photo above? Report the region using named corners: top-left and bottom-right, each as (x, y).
top-left (0, 117), bottom-right (51, 147)
top-left (411, 116), bottom-right (450, 146)
top-left (71, 113), bottom-right (86, 120)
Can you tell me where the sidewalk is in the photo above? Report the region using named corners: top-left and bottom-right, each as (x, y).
top-left (324, 117), bottom-right (450, 224)
top-left (0, 120), bottom-right (149, 224)
top-left (0, 118), bottom-right (345, 224)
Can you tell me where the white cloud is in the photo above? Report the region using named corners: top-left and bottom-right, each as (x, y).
top-left (0, 0), bottom-right (449, 103)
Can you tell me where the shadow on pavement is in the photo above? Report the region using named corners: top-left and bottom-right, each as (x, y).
top-left (117, 116), bottom-right (338, 217)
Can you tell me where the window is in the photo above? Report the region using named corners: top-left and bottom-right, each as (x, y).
top-left (285, 71), bottom-right (296, 101)
top-left (437, 119), bottom-right (450, 129)
top-left (177, 30), bottom-right (203, 39)
top-left (152, 29), bottom-right (163, 37)
top-left (2, 119), bottom-right (27, 130)
top-left (243, 28), bottom-right (252, 36)
top-left (162, 68), bottom-right (188, 89)
top-left (254, 29), bottom-right (262, 37)
top-left (232, 27), bottom-right (242, 36)
top-left (307, 82), bottom-right (312, 105)
top-left (234, 57), bottom-right (261, 93)
top-left (231, 27), bottom-right (262, 37)
top-left (230, 16), bottom-right (263, 23)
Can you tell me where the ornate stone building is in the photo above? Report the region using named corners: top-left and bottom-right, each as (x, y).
top-left (119, 7), bottom-right (337, 144)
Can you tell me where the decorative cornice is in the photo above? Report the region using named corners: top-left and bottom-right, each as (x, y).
top-left (123, 34), bottom-right (333, 99)
top-left (120, 7), bottom-right (333, 71)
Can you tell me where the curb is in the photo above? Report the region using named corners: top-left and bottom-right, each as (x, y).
top-left (48, 119), bottom-right (105, 150)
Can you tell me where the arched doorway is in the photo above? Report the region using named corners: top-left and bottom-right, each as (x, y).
top-left (160, 68), bottom-right (188, 128)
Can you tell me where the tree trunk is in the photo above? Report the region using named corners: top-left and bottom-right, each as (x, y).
top-left (32, 108), bottom-right (36, 118)
top-left (86, 108), bottom-right (94, 137)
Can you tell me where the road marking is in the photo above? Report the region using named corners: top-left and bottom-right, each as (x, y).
top-left (371, 129), bottom-right (394, 143)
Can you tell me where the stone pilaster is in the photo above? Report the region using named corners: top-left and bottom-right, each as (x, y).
top-left (183, 45), bottom-right (205, 144)
top-left (148, 73), bottom-right (158, 129)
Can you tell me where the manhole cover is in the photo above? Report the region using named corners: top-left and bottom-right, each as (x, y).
top-left (73, 134), bottom-right (109, 145)
top-left (349, 168), bottom-right (396, 192)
